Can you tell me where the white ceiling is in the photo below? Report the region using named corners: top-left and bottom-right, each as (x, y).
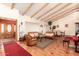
top-left (2, 3), bottom-right (79, 22)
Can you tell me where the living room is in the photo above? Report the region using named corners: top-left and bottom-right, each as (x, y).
top-left (0, 3), bottom-right (79, 56)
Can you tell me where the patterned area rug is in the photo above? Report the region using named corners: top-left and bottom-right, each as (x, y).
top-left (36, 39), bottom-right (53, 48)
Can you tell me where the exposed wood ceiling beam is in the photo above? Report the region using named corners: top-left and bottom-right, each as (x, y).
top-left (22, 3), bottom-right (33, 15)
top-left (45, 4), bottom-right (78, 22)
top-left (40, 3), bottom-right (71, 21)
top-left (51, 8), bottom-right (79, 22)
top-left (53, 7), bottom-right (79, 21)
top-left (45, 11), bottom-right (74, 22)
top-left (11, 3), bottom-right (15, 9)
top-left (37, 3), bottom-right (61, 19)
top-left (31, 3), bottom-right (49, 18)
top-left (46, 6), bottom-right (79, 22)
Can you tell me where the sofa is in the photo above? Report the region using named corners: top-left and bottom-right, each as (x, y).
top-left (44, 32), bottom-right (54, 39)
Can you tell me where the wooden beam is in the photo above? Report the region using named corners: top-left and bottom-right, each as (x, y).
top-left (31, 3), bottom-right (49, 18)
top-left (11, 3), bottom-right (15, 9)
top-left (50, 10), bottom-right (78, 22)
top-left (40, 3), bottom-right (71, 21)
top-left (45, 4), bottom-right (78, 21)
top-left (46, 6), bottom-right (79, 22)
top-left (37, 3), bottom-right (61, 19)
top-left (45, 4), bottom-right (78, 22)
top-left (22, 3), bottom-right (33, 15)
top-left (53, 7), bottom-right (79, 22)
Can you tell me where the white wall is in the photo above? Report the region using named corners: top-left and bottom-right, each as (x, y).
top-left (25, 22), bottom-right (41, 33)
top-left (19, 15), bottom-right (49, 35)
top-left (52, 12), bottom-right (79, 35)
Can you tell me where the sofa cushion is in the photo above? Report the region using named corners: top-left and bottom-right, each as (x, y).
top-left (45, 32), bottom-right (54, 37)
top-left (34, 33), bottom-right (39, 37)
top-left (28, 32), bottom-right (39, 38)
top-left (32, 38), bottom-right (37, 40)
top-left (45, 33), bottom-right (54, 37)
top-left (29, 33), bottom-right (35, 37)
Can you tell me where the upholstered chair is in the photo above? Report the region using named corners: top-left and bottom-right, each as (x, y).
top-left (25, 35), bottom-right (37, 46)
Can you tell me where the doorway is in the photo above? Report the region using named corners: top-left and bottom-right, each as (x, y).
top-left (0, 18), bottom-right (17, 42)
top-left (75, 23), bottom-right (79, 35)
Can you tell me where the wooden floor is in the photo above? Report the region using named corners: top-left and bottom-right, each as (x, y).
top-left (18, 37), bottom-right (79, 56)
top-left (0, 37), bottom-right (79, 56)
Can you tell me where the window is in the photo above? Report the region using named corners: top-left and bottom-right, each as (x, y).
top-left (1, 24), bottom-right (4, 33)
top-left (7, 24), bottom-right (12, 32)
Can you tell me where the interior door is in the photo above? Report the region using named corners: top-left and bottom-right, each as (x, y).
top-left (0, 19), bottom-right (16, 39)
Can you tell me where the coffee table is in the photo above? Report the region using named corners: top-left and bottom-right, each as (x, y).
top-left (39, 34), bottom-right (45, 42)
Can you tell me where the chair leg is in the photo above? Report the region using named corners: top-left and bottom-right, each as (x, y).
top-left (63, 41), bottom-right (65, 47)
top-left (67, 41), bottom-right (70, 48)
top-left (63, 40), bottom-right (70, 48)
top-left (74, 41), bottom-right (79, 53)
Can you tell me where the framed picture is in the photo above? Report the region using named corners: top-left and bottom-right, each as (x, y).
top-left (65, 24), bottom-right (68, 27)
top-left (40, 24), bottom-right (43, 27)
top-left (57, 25), bottom-right (59, 28)
top-left (21, 22), bottom-right (23, 25)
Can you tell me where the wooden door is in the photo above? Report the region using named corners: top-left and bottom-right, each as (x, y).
top-left (0, 19), bottom-right (16, 39)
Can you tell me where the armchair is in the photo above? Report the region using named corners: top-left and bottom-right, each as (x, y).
top-left (25, 34), bottom-right (37, 46)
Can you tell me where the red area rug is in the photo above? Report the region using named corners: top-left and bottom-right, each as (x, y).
top-left (3, 41), bottom-right (32, 56)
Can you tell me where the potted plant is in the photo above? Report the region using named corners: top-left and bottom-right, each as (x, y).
top-left (48, 21), bottom-right (52, 31)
